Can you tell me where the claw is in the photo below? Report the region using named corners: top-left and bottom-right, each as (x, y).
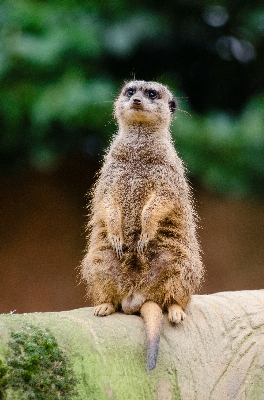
top-left (111, 235), bottom-right (123, 258)
top-left (137, 233), bottom-right (149, 254)
top-left (168, 304), bottom-right (186, 324)
top-left (94, 303), bottom-right (115, 317)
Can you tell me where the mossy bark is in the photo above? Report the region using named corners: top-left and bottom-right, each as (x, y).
top-left (0, 290), bottom-right (264, 400)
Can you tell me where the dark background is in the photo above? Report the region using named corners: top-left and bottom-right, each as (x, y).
top-left (1, 0), bottom-right (264, 313)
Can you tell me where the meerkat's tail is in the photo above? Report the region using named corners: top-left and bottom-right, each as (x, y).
top-left (140, 301), bottom-right (163, 371)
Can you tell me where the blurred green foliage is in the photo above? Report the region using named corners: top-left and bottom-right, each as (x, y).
top-left (1, 0), bottom-right (264, 196)
top-left (174, 96), bottom-right (264, 197)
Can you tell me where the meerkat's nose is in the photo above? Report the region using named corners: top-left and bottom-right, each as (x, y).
top-left (133, 98), bottom-right (142, 105)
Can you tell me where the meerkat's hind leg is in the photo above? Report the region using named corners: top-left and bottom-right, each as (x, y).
top-left (94, 303), bottom-right (116, 317)
top-left (168, 304), bottom-right (186, 324)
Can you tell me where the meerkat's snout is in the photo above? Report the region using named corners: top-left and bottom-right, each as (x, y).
top-left (132, 98), bottom-right (142, 106)
top-left (130, 96), bottom-right (143, 110)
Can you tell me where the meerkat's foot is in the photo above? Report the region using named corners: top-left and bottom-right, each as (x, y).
top-left (168, 304), bottom-right (186, 324)
top-left (137, 233), bottom-right (149, 254)
top-left (94, 303), bottom-right (115, 317)
top-left (111, 235), bottom-right (123, 258)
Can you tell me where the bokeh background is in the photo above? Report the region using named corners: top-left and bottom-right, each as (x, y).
top-left (1, 0), bottom-right (264, 313)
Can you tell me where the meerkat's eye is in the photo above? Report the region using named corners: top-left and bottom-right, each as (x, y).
top-left (126, 88), bottom-right (134, 97)
top-left (148, 89), bottom-right (158, 99)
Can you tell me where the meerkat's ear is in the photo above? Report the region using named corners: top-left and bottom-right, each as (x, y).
top-left (169, 98), bottom-right (177, 114)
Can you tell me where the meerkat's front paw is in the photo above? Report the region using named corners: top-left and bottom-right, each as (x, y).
top-left (168, 304), bottom-right (186, 324)
top-left (94, 303), bottom-right (115, 317)
top-left (137, 232), bottom-right (150, 254)
top-left (111, 235), bottom-right (123, 258)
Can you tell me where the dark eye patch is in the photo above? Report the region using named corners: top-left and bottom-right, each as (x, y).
top-left (148, 89), bottom-right (158, 99)
top-left (125, 87), bottom-right (135, 97)
top-left (145, 89), bottom-right (158, 99)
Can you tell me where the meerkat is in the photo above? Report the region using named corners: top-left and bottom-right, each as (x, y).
top-left (81, 80), bottom-right (204, 370)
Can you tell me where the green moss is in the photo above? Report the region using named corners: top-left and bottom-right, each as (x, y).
top-left (246, 373), bottom-right (264, 400)
top-left (0, 325), bottom-right (77, 400)
top-left (0, 360), bottom-right (8, 399)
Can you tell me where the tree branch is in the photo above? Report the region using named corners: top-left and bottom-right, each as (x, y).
top-left (0, 290), bottom-right (264, 399)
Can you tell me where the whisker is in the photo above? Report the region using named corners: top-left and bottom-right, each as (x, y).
top-left (178, 108), bottom-right (192, 118)
top-left (93, 100), bottom-right (113, 105)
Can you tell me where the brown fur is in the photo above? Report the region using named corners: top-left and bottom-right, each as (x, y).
top-left (81, 80), bottom-right (204, 369)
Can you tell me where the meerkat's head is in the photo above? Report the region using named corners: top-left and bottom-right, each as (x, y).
top-left (114, 80), bottom-right (177, 131)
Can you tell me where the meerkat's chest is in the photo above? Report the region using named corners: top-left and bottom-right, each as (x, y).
top-left (116, 173), bottom-right (153, 205)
